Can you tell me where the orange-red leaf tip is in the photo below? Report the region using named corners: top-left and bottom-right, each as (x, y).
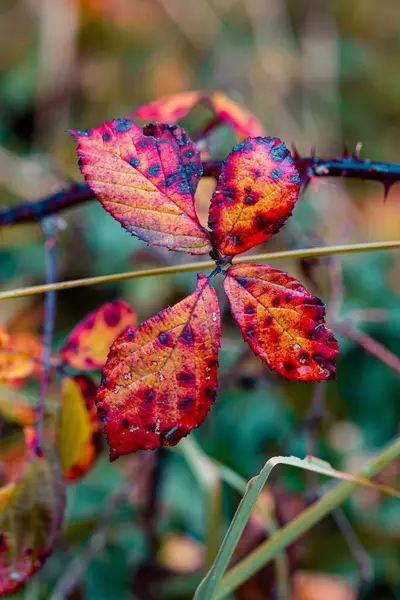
top-left (61, 300), bottom-right (137, 370)
top-left (224, 263), bottom-right (338, 382)
top-left (208, 136), bottom-right (300, 256)
top-left (96, 274), bottom-right (220, 459)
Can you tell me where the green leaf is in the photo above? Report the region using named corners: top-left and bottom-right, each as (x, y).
top-left (0, 446), bottom-right (66, 595)
top-left (194, 439), bottom-right (400, 600)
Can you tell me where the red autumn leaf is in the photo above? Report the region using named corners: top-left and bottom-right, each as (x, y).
top-left (210, 91), bottom-right (266, 139)
top-left (208, 136), bottom-right (300, 256)
top-left (58, 375), bottom-right (103, 482)
top-left (135, 90), bottom-right (204, 123)
top-left (71, 120), bottom-right (211, 254)
top-left (223, 263), bottom-right (338, 381)
top-left (61, 300), bottom-right (137, 370)
top-left (97, 274), bottom-right (220, 460)
top-left (0, 439), bottom-right (65, 595)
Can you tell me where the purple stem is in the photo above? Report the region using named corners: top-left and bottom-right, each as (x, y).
top-left (36, 219), bottom-right (57, 451)
top-left (1, 156), bottom-right (399, 227)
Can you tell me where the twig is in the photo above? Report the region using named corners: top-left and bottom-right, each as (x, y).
top-left (0, 240), bottom-right (399, 302)
top-left (335, 322), bottom-right (400, 377)
top-left (1, 155), bottom-right (399, 227)
top-left (331, 508), bottom-right (374, 585)
top-left (36, 218), bottom-right (57, 451)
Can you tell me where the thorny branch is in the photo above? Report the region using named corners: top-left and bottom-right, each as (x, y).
top-left (1, 155), bottom-right (399, 227)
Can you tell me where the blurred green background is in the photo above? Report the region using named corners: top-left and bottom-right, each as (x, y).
top-left (0, 0), bottom-right (399, 599)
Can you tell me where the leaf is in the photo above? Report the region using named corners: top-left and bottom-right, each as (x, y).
top-left (0, 332), bottom-right (43, 384)
top-left (71, 120), bottom-right (211, 254)
top-left (0, 393), bottom-right (35, 427)
top-left (58, 375), bottom-right (103, 482)
top-left (135, 91), bottom-right (204, 123)
top-left (194, 447), bottom-right (400, 600)
top-left (223, 263), bottom-right (338, 381)
top-left (208, 137), bottom-right (300, 256)
top-left (61, 300), bottom-right (137, 370)
top-left (97, 273), bottom-right (220, 460)
top-left (210, 91), bottom-right (266, 139)
top-left (0, 444), bottom-right (66, 594)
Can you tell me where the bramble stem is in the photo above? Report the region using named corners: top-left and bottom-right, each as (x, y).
top-left (36, 219), bottom-right (57, 450)
top-left (0, 239), bottom-right (399, 301)
top-left (1, 155), bottom-right (399, 227)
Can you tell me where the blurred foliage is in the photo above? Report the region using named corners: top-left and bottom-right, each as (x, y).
top-left (0, 0), bottom-right (400, 598)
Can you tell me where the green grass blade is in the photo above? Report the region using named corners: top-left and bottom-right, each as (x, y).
top-left (195, 439), bottom-right (400, 600)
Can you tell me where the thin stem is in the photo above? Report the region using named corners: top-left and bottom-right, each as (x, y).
top-left (36, 219), bottom-right (57, 450)
top-left (0, 239), bottom-right (399, 301)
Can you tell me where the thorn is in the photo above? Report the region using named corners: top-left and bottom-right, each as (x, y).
top-left (354, 141), bottom-right (363, 158)
top-left (383, 181), bottom-right (392, 202)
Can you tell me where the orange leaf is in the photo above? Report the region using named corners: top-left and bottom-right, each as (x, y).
top-left (0, 393), bottom-right (35, 427)
top-left (0, 444), bottom-right (65, 595)
top-left (58, 375), bottom-right (103, 483)
top-left (223, 263), bottom-right (338, 381)
top-left (0, 331), bottom-right (43, 384)
top-left (97, 274), bottom-right (220, 460)
top-left (210, 91), bottom-right (266, 139)
top-left (61, 300), bottom-right (136, 370)
top-left (135, 90), bottom-right (204, 123)
top-left (71, 120), bottom-right (211, 254)
top-left (208, 137), bottom-right (300, 256)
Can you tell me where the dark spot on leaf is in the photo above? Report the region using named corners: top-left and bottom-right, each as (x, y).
top-left (254, 170), bottom-right (261, 179)
top-left (285, 294), bottom-right (292, 303)
top-left (179, 396), bottom-right (194, 409)
top-left (126, 329), bottom-right (135, 340)
top-left (272, 297), bottom-right (280, 306)
top-left (121, 418), bottom-right (129, 429)
top-left (85, 316), bottom-right (95, 329)
top-left (140, 140), bottom-right (148, 148)
top-left (104, 305), bottom-right (121, 327)
top-left (129, 157), bottom-right (140, 168)
top-left (233, 138), bottom-right (253, 152)
top-left (233, 236), bottom-right (241, 245)
top-left (114, 118), bottom-right (132, 132)
top-left (165, 173), bottom-right (178, 186)
top-left (270, 167), bottom-right (282, 181)
top-left (284, 361), bottom-right (294, 372)
top-left (103, 133), bottom-right (110, 141)
top-left (177, 371), bottom-right (194, 383)
top-left (245, 304), bottom-right (255, 314)
top-left (270, 141), bottom-right (287, 162)
top-left (101, 374), bottom-right (108, 386)
top-left (244, 195), bottom-right (256, 205)
top-left (299, 351), bottom-right (309, 361)
top-left (246, 325), bottom-right (255, 338)
top-left (148, 164), bottom-right (160, 176)
top-left (312, 354), bottom-right (323, 364)
top-left (185, 148), bottom-right (194, 158)
top-left (181, 324), bottom-right (194, 344)
top-left (146, 423), bottom-right (156, 432)
top-left (265, 315), bottom-right (273, 326)
top-left (145, 389), bottom-right (156, 403)
top-left (208, 358), bottom-right (218, 367)
top-left (158, 332), bottom-right (170, 345)
top-left (205, 386), bottom-right (217, 400)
